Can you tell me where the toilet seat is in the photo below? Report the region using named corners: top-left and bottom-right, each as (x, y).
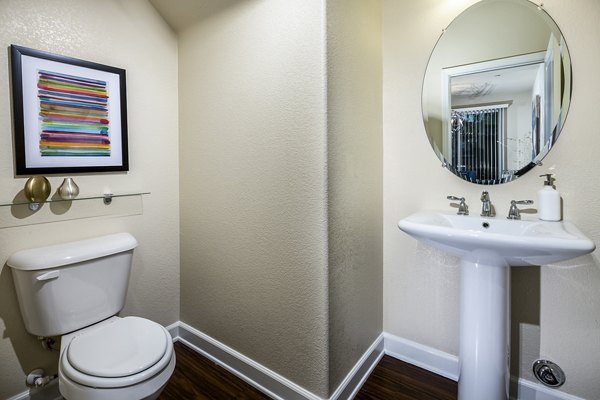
top-left (60, 317), bottom-right (174, 388)
top-left (68, 316), bottom-right (167, 378)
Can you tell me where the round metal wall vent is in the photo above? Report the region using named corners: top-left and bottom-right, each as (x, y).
top-left (533, 360), bottom-right (565, 388)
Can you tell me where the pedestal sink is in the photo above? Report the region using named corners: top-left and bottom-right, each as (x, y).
top-left (398, 211), bottom-right (595, 400)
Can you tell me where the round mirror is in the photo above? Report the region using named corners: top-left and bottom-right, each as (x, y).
top-left (422, 0), bottom-right (571, 185)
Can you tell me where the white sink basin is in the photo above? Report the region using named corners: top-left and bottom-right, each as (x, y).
top-left (398, 211), bottom-right (595, 266)
top-left (398, 210), bottom-right (595, 400)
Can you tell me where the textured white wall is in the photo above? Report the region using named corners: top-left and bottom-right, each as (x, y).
top-left (326, 0), bottom-right (383, 392)
top-left (0, 1), bottom-right (180, 398)
top-left (176, 0), bottom-right (384, 396)
top-left (7, 1), bottom-right (597, 398)
top-left (177, 1), bottom-right (330, 396)
top-left (383, 1), bottom-right (600, 398)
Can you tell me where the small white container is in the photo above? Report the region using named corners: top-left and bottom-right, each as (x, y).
top-left (538, 174), bottom-right (561, 221)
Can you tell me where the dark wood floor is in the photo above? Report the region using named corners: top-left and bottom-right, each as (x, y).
top-left (158, 342), bottom-right (457, 400)
top-left (353, 355), bottom-right (456, 400)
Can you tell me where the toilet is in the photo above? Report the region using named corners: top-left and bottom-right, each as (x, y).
top-left (7, 233), bottom-right (175, 400)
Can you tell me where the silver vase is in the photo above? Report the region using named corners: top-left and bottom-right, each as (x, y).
top-left (58, 178), bottom-right (80, 200)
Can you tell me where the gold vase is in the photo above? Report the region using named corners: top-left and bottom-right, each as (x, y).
top-left (24, 176), bottom-right (51, 203)
top-left (24, 176), bottom-right (51, 211)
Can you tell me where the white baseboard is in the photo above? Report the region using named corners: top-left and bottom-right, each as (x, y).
top-left (5, 379), bottom-right (61, 400)
top-left (509, 377), bottom-right (586, 400)
top-left (176, 321), bottom-right (320, 400)
top-left (7, 323), bottom-right (585, 400)
top-left (329, 335), bottom-right (384, 400)
top-left (383, 332), bottom-right (585, 400)
top-left (165, 320), bottom-right (180, 340)
top-left (383, 332), bottom-right (460, 381)
top-left (175, 321), bottom-right (385, 400)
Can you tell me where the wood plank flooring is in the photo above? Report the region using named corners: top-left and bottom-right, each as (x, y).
top-left (159, 341), bottom-right (457, 400)
top-left (354, 355), bottom-right (457, 400)
top-left (158, 342), bottom-right (270, 399)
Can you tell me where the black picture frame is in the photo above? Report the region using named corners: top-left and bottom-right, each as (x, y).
top-left (10, 45), bottom-right (128, 175)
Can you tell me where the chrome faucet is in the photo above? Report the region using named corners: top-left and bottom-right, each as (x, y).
top-left (507, 200), bottom-right (534, 220)
top-left (480, 191), bottom-right (495, 217)
top-left (447, 195), bottom-right (469, 215)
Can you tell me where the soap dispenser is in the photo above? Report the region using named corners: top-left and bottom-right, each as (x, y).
top-left (538, 174), bottom-right (561, 221)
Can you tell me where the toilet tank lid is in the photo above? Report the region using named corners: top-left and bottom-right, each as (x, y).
top-left (7, 233), bottom-right (138, 271)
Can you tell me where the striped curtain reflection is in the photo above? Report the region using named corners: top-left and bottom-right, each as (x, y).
top-left (451, 106), bottom-right (507, 184)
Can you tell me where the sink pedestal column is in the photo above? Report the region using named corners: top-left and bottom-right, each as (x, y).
top-left (458, 253), bottom-right (509, 400)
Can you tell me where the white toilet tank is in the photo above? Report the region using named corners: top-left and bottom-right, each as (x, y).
top-left (7, 233), bottom-right (138, 337)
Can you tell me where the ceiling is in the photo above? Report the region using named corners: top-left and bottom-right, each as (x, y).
top-left (451, 62), bottom-right (541, 99)
top-left (150, 0), bottom-right (244, 32)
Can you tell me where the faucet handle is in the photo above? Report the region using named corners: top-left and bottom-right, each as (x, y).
top-left (447, 195), bottom-right (469, 215)
top-left (507, 200), bottom-right (534, 220)
top-left (513, 200), bottom-right (534, 205)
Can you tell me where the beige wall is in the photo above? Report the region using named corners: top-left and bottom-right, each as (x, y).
top-left (7, 0), bottom-right (598, 399)
top-left (383, 0), bottom-right (600, 398)
top-left (177, 1), bottom-right (330, 396)
top-left (326, 0), bottom-right (383, 392)
top-left (177, 0), bottom-right (383, 397)
top-left (0, 1), bottom-right (180, 398)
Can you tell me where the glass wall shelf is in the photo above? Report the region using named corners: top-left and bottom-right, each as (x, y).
top-left (0, 192), bottom-right (150, 228)
top-left (0, 192), bottom-right (150, 208)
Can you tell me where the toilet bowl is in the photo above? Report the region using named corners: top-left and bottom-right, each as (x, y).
top-left (7, 233), bottom-right (175, 400)
top-left (58, 317), bottom-right (176, 400)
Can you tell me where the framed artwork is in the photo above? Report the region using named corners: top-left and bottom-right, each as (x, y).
top-left (10, 45), bottom-right (128, 175)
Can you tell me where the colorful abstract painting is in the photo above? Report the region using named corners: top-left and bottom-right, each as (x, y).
top-left (11, 45), bottom-right (127, 174)
top-left (37, 70), bottom-right (110, 157)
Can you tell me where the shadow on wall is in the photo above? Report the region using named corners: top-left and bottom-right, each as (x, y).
top-left (509, 253), bottom-right (600, 397)
top-left (9, 190), bottom-right (73, 220)
top-left (0, 266), bottom-right (59, 387)
top-left (510, 266), bottom-right (541, 396)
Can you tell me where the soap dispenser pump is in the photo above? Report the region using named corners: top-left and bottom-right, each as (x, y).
top-left (538, 174), bottom-right (561, 221)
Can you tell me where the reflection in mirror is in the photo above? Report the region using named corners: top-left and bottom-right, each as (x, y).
top-left (422, 0), bottom-right (571, 185)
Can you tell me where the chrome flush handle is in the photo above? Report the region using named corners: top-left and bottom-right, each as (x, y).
top-left (447, 195), bottom-right (469, 215)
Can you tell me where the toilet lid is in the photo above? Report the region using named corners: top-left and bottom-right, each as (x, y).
top-left (67, 316), bottom-right (168, 378)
